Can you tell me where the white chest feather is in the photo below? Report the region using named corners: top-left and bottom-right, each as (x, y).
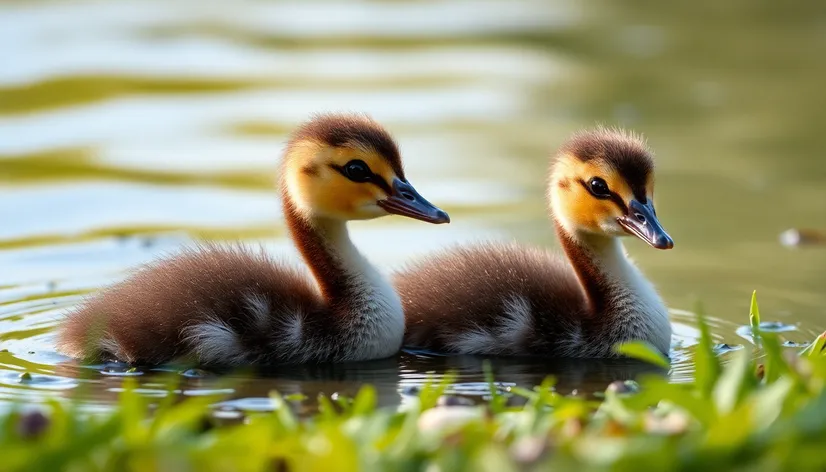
top-left (332, 230), bottom-right (405, 361)
top-left (598, 240), bottom-right (672, 355)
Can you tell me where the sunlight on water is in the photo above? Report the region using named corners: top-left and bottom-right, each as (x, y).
top-left (0, 0), bottom-right (824, 410)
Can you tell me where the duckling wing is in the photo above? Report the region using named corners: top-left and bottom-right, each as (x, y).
top-left (56, 244), bottom-right (324, 365)
top-left (394, 242), bottom-right (588, 356)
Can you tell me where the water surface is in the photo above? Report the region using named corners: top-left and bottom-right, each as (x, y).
top-left (1, 0), bottom-right (824, 412)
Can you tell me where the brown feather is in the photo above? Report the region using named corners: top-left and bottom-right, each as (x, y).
top-left (56, 244), bottom-right (325, 364)
top-left (396, 242), bottom-right (591, 356)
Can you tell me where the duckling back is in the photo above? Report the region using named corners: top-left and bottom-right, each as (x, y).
top-left (397, 242), bottom-right (590, 356)
top-left (57, 244), bottom-right (330, 365)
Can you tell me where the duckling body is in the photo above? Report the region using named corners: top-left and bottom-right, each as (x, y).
top-left (57, 114), bottom-right (449, 366)
top-left (397, 128), bottom-right (673, 358)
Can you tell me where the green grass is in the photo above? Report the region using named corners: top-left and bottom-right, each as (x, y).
top-left (3, 293), bottom-right (826, 471)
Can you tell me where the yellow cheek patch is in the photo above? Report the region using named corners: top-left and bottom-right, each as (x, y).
top-left (283, 141), bottom-right (400, 220)
top-left (566, 192), bottom-right (619, 232)
top-left (314, 179), bottom-right (375, 214)
top-left (552, 155), bottom-right (633, 232)
top-left (295, 146), bottom-right (397, 218)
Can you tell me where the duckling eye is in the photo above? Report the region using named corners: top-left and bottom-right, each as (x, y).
top-left (588, 177), bottom-right (610, 197)
top-left (342, 160), bottom-right (372, 183)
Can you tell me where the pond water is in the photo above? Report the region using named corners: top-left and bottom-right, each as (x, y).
top-left (1, 0), bottom-right (825, 413)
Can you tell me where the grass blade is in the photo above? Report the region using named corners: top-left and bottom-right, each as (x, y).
top-left (695, 302), bottom-right (722, 398)
top-left (713, 349), bottom-right (756, 414)
top-left (801, 332), bottom-right (826, 358)
top-left (613, 341), bottom-right (670, 369)
top-left (483, 360), bottom-right (508, 413)
top-left (749, 290), bottom-right (761, 340)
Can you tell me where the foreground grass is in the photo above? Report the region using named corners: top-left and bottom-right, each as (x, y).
top-left (3, 293), bottom-right (826, 472)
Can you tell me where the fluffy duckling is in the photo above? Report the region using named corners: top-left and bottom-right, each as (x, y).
top-left (57, 113), bottom-right (449, 366)
top-left (396, 128), bottom-right (673, 358)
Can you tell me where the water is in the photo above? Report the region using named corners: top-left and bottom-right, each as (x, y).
top-left (1, 0), bottom-right (825, 412)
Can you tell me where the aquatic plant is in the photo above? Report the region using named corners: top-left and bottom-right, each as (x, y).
top-left (2, 293), bottom-right (826, 471)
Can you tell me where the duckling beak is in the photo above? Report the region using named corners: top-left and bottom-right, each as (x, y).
top-left (377, 178), bottom-right (450, 224)
top-left (617, 199), bottom-right (674, 249)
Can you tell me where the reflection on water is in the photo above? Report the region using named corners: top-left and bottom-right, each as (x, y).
top-left (1, 0), bottom-right (825, 411)
top-left (7, 347), bottom-right (672, 413)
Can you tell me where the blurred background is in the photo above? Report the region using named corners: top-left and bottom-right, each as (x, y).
top-left (0, 0), bottom-right (824, 409)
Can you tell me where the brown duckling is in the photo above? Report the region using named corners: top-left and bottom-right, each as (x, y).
top-left (396, 127), bottom-right (673, 358)
top-left (57, 113), bottom-right (449, 366)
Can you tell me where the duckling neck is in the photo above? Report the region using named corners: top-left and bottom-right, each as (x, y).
top-left (282, 198), bottom-right (404, 354)
top-left (282, 201), bottom-right (394, 301)
top-left (555, 222), bottom-right (671, 352)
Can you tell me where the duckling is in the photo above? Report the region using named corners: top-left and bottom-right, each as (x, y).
top-left (396, 127), bottom-right (673, 358)
top-left (57, 113), bottom-right (450, 366)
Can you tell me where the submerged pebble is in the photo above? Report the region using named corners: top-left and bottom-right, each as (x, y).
top-left (756, 364), bottom-right (766, 380)
top-left (17, 411), bottom-right (50, 439)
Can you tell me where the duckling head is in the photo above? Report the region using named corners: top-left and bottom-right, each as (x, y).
top-left (549, 127), bottom-right (673, 249)
top-left (281, 113), bottom-right (449, 224)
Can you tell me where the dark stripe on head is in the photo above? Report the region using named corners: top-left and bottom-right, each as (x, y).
top-left (577, 179), bottom-right (629, 214)
top-left (367, 174), bottom-right (393, 194)
top-left (329, 164), bottom-right (394, 195)
top-left (290, 113), bottom-right (405, 180)
top-left (560, 127), bottom-right (653, 202)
